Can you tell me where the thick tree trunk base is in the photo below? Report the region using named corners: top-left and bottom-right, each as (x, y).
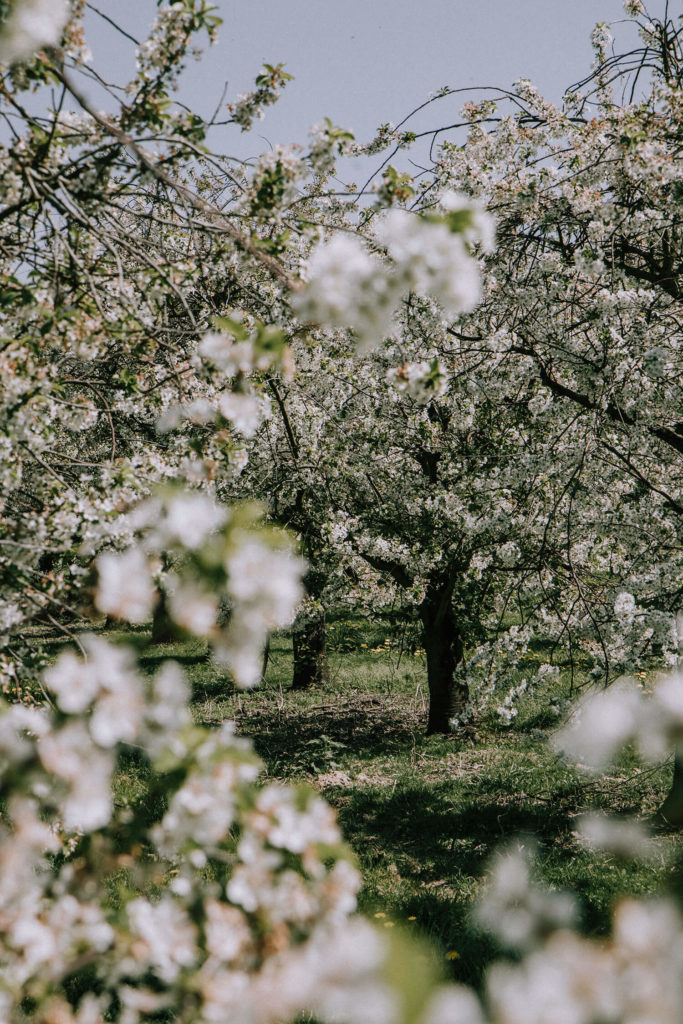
top-left (426, 681), bottom-right (469, 735)
top-left (421, 584), bottom-right (468, 735)
top-left (150, 593), bottom-right (177, 645)
top-left (655, 753), bottom-right (683, 829)
top-left (291, 612), bottom-right (329, 691)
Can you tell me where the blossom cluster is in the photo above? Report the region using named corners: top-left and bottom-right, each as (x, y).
top-left (0, 630), bottom-right (393, 1024)
top-left (227, 63), bottom-right (294, 130)
top-left (386, 359), bottom-right (447, 403)
top-left (157, 320), bottom-right (290, 440)
top-left (0, 0), bottom-right (70, 64)
top-left (308, 120), bottom-right (355, 177)
top-left (293, 194), bottom-right (494, 351)
top-left (553, 668), bottom-right (683, 770)
top-left (95, 492), bottom-right (304, 689)
top-left (134, 1), bottom-right (220, 89)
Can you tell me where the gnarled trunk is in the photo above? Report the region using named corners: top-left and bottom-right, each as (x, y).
top-left (420, 584), bottom-right (467, 734)
top-left (291, 610), bottom-right (329, 690)
top-left (657, 751), bottom-right (683, 828)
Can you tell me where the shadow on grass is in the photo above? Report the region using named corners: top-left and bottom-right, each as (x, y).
top-left (235, 696), bottom-right (423, 768)
top-left (335, 780), bottom-right (556, 987)
top-left (330, 770), bottom-right (674, 988)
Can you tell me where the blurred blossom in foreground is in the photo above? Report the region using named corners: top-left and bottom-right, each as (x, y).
top-left (551, 680), bottom-right (643, 770)
top-left (95, 493), bottom-right (306, 690)
top-left (577, 813), bottom-right (656, 861)
top-left (553, 672), bottom-right (683, 770)
top-left (474, 844), bottom-right (577, 952)
top-left (95, 548), bottom-right (157, 624)
top-left (386, 360), bottom-right (447, 404)
top-left (0, 0), bottom-right (70, 64)
top-left (292, 233), bottom-right (399, 351)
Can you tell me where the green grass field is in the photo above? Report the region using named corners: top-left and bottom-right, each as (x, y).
top-left (29, 617), bottom-right (683, 990)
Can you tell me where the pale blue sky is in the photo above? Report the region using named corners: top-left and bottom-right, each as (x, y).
top-left (83, 1), bottom-right (650, 166)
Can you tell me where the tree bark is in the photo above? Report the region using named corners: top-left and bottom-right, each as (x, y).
top-left (291, 610), bottom-right (329, 690)
top-left (420, 584), bottom-right (468, 734)
top-left (657, 751), bottom-right (683, 828)
top-left (150, 591), bottom-right (176, 644)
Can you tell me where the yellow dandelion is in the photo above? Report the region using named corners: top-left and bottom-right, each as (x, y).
top-left (445, 951), bottom-right (460, 960)
top-left (408, 915), bottom-right (417, 921)
top-left (373, 912), bottom-right (386, 918)
top-left (384, 921), bottom-right (395, 928)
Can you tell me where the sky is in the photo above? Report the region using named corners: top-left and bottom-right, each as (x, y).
top-left (82, 0), bottom-right (650, 171)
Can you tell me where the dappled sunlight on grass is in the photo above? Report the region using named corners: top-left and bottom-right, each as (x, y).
top-left (30, 618), bottom-right (683, 991)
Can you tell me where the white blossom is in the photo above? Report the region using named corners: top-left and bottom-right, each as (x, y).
top-left (95, 547), bottom-right (156, 624)
top-left (160, 493), bottom-right (227, 550)
top-left (376, 208), bottom-right (483, 318)
top-left (127, 898), bottom-right (198, 982)
top-left (198, 333), bottom-right (256, 376)
top-left (553, 680), bottom-right (643, 770)
top-left (166, 578), bottom-right (219, 636)
top-left (475, 845), bottom-right (577, 951)
top-left (226, 539), bottom-right (304, 631)
top-left (218, 390), bottom-right (269, 438)
top-left (577, 813), bottom-right (656, 860)
top-left (386, 360), bottom-right (447, 403)
top-left (38, 721), bottom-right (113, 831)
top-left (293, 233), bottom-right (399, 351)
top-left (0, 0), bottom-right (70, 64)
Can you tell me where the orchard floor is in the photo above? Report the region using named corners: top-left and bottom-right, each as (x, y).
top-left (33, 619), bottom-right (683, 990)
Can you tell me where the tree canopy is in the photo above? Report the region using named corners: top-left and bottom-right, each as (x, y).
top-left (0, 1), bottom-right (682, 1022)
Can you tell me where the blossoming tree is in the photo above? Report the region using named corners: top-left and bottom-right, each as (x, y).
top-left (1, 2), bottom-right (683, 1023)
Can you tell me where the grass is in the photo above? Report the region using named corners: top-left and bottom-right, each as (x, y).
top-left (27, 616), bottom-right (683, 989)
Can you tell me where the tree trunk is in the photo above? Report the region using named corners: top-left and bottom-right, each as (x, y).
top-left (261, 638), bottom-right (270, 684)
top-left (291, 610), bottom-right (329, 690)
top-left (151, 591), bottom-right (176, 644)
top-left (657, 751), bottom-right (683, 828)
top-left (420, 585), bottom-right (468, 735)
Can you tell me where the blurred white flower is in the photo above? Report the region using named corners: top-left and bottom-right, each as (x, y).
top-left (475, 845), bottom-right (577, 951)
top-left (226, 539), bottom-right (304, 631)
top-left (552, 680), bottom-right (643, 770)
top-left (45, 637), bottom-right (144, 748)
top-left (127, 898), bottom-right (198, 982)
top-left (293, 233), bottom-right (399, 350)
top-left (38, 721), bottom-right (113, 831)
top-left (440, 190), bottom-right (497, 252)
top-left (95, 547), bottom-right (156, 624)
top-left (376, 209), bottom-right (483, 318)
top-left (420, 987), bottom-right (485, 1024)
top-left (486, 931), bottom-right (620, 1024)
top-left (251, 784), bottom-right (341, 853)
top-left (218, 390), bottom-right (268, 437)
top-left (0, 0), bottom-right (70, 64)
top-left (386, 360), bottom-right (447, 403)
top-left (142, 661), bottom-right (192, 755)
top-left (578, 813), bottom-right (656, 860)
top-left (161, 493), bottom-right (227, 549)
top-left (44, 649), bottom-right (100, 714)
top-left (203, 901), bottom-right (252, 962)
top-left (166, 577), bottom-right (219, 636)
top-left (198, 333), bottom-right (255, 376)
